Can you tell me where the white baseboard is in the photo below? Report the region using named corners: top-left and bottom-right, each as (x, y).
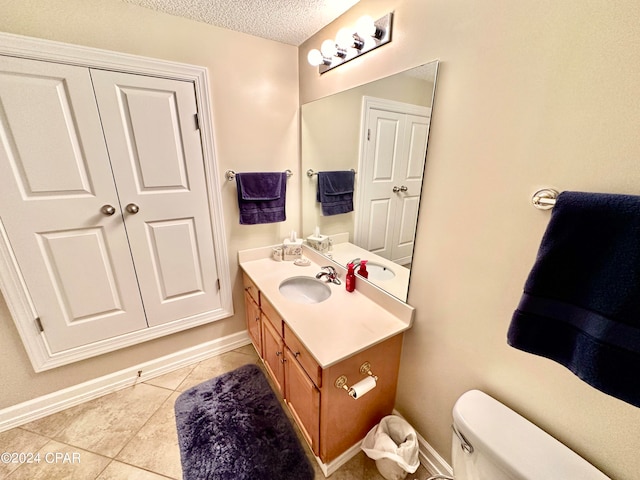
top-left (417, 431), bottom-right (453, 477)
top-left (316, 441), bottom-right (363, 477)
top-left (0, 331), bottom-right (251, 433)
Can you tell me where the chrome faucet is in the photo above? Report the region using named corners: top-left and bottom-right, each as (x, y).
top-left (316, 265), bottom-right (341, 285)
top-left (348, 257), bottom-right (361, 267)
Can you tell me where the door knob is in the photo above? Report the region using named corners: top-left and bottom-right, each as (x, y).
top-left (392, 186), bottom-right (400, 193)
top-left (125, 203), bottom-right (140, 214)
top-left (101, 205), bottom-right (116, 216)
top-left (400, 185), bottom-right (408, 192)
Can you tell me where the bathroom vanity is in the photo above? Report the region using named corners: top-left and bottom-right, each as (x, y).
top-left (239, 245), bottom-right (414, 473)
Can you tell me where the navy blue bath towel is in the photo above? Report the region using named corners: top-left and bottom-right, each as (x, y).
top-left (316, 170), bottom-right (355, 216)
top-left (508, 191), bottom-right (640, 407)
top-left (236, 172), bottom-right (286, 225)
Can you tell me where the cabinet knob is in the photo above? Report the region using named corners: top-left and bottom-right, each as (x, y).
top-left (276, 351), bottom-right (282, 356)
top-left (101, 204), bottom-right (116, 216)
top-left (294, 351), bottom-right (300, 358)
top-left (126, 203), bottom-right (140, 214)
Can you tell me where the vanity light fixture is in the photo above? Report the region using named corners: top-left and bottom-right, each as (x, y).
top-left (307, 12), bottom-right (393, 74)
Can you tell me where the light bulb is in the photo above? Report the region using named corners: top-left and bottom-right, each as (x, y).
top-left (307, 49), bottom-right (324, 67)
top-left (356, 15), bottom-right (376, 38)
top-left (320, 39), bottom-right (337, 58)
top-left (335, 28), bottom-right (355, 49)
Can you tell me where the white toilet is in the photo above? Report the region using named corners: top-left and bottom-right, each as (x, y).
top-left (442, 390), bottom-right (611, 479)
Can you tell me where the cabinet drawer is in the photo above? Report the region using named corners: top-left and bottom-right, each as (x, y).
top-left (242, 272), bottom-right (259, 305)
top-left (283, 323), bottom-right (322, 387)
top-left (260, 296), bottom-right (284, 337)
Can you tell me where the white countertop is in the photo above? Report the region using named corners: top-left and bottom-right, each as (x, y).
top-left (239, 245), bottom-right (414, 368)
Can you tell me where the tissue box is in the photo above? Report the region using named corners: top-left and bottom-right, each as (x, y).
top-left (283, 239), bottom-right (303, 260)
top-left (306, 234), bottom-right (330, 253)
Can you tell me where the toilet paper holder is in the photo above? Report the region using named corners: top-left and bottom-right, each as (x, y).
top-left (335, 362), bottom-right (379, 399)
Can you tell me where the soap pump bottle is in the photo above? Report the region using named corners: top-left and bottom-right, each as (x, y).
top-left (346, 263), bottom-right (356, 292)
top-left (357, 260), bottom-right (369, 279)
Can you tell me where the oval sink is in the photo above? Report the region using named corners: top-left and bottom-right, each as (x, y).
top-left (279, 276), bottom-right (332, 304)
top-left (364, 262), bottom-right (396, 281)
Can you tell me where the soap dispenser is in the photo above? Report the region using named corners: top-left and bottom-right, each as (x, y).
top-left (357, 260), bottom-right (369, 279)
top-left (346, 263), bottom-right (356, 292)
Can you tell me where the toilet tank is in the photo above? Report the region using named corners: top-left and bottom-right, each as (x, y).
top-left (451, 390), bottom-right (610, 480)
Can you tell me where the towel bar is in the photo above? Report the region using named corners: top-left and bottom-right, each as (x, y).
top-left (306, 168), bottom-right (356, 177)
top-left (225, 169), bottom-right (292, 181)
top-left (532, 188), bottom-right (559, 210)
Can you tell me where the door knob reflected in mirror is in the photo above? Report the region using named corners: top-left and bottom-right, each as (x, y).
top-left (392, 186), bottom-right (409, 193)
top-left (125, 203), bottom-right (140, 214)
top-left (101, 205), bottom-right (116, 216)
top-left (392, 186), bottom-right (400, 193)
top-left (399, 185), bottom-right (408, 192)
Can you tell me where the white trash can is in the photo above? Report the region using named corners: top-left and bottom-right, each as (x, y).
top-left (361, 415), bottom-right (420, 480)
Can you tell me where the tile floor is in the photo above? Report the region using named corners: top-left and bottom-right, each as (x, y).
top-left (0, 344), bottom-right (433, 479)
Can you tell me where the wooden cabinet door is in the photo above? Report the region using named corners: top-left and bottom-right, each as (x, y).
top-left (0, 56), bottom-right (148, 353)
top-left (261, 315), bottom-right (285, 394)
top-left (90, 70), bottom-right (222, 327)
top-left (284, 347), bottom-right (320, 455)
top-left (244, 292), bottom-right (262, 356)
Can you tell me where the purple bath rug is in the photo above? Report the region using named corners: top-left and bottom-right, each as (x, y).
top-left (174, 363), bottom-right (314, 480)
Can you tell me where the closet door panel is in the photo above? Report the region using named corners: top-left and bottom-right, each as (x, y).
top-left (90, 70), bottom-right (221, 326)
top-left (0, 56), bottom-right (148, 352)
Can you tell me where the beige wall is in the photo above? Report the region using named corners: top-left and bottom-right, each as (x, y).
top-left (302, 1), bottom-right (640, 479)
top-left (0, 0), bottom-right (298, 408)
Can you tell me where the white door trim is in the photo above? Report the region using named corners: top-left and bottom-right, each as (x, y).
top-left (0, 32), bottom-right (233, 372)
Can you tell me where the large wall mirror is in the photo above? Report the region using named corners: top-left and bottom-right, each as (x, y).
top-left (301, 60), bottom-right (439, 302)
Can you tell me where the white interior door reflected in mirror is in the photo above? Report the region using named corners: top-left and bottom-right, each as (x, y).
top-left (301, 60), bottom-right (439, 301)
top-left (355, 96), bottom-right (431, 267)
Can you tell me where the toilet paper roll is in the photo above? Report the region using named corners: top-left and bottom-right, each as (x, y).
top-left (348, 376), bottom-right (377, 399)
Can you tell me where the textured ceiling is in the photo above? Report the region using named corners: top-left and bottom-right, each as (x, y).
top-left (121, 0), bottom-right (360, 46)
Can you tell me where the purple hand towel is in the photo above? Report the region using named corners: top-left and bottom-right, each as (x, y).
top-left (316, 170), bottom-right (355, 216)
top-left (236, 172), bottom-right (286, 225)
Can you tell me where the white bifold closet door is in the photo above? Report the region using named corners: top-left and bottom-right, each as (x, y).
top-left (0, 57), bottom-right (221, 353)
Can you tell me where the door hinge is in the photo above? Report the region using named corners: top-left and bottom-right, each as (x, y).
top-left (194, 113), bottom-right (200, 130)
top-left (35, 317), bottom-right (44, 333)
top-left (216, 278), bottom-right (220, 290)
top-left (367, 128), bottom-right (371, 141)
